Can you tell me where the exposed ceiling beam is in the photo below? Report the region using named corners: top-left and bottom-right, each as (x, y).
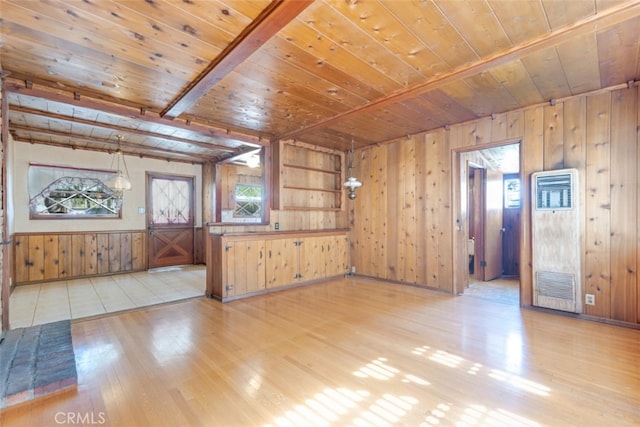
top-left (161, 0), bottom-right (315, 119)
top-left (9, 106), bottom-right (237, 153)
top-left (280, 0), bottom-right (640, 141)
top-left (4, 80), bottom-right (268, 147)
top-left (9, 124), bottom-right (210, 161)
top-left (12, 136), bottom-right (202, 164)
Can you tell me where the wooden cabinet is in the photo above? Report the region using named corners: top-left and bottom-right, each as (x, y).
top-left (222, 239), bottom-right (266, 298)
top-left (266, 238), bottom-right (300, 289)
top-left (206, 230), bottom-right (349, 301)
top-left (273, 141), bottom-right (345, 211)
top-left (297, 235), bottom-right (350, 283)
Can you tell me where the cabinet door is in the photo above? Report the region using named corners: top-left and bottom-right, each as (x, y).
top-left (301, 235), bottom-right (349, 280)
top-left (299, 236), bottom-right (325, 281)
top-left (225, 240), bottom-right (266, 297)
top-left (326, 234), bottom-right (350, 277)
top-left (266, 238), bottom-right (299, 288)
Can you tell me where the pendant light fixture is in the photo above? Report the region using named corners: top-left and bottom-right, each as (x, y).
top-left (109, 135), bottom-right (132, 191)
top-left (343, 138), bottom-right (362, 200)
top-left (246, 153), bottom-right (260, 168)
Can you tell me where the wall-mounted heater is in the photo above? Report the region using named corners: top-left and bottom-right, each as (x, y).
top-left (532, 168), bottom-right (582, 313)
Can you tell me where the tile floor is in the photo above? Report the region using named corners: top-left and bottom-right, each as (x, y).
top-left (9, 265), bottom-right (206, 329)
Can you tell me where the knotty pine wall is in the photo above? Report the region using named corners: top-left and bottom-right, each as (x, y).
top-left (351, 85), bottom-right (639, 326)
top-left (13, 231), bottom-right (146, 285)
top-left (218, 164), bottom-right (262, 211)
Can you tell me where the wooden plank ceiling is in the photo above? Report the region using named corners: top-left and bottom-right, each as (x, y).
top-left (1, 0), bottom-right (639, 163)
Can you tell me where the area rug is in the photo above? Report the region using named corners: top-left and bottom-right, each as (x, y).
top-left (0, 320), bottom-right (77, 408)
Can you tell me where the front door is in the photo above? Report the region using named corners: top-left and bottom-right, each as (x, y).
top-left (147, 173), bottom-right (195, 269)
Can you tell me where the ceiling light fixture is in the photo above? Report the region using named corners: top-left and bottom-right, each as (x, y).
top-left (246, 153), bottom-right (260, 168)
top-left (109, 135), bottom-right (132, 191)
top-left (343, 138), bottom-right (362, 200)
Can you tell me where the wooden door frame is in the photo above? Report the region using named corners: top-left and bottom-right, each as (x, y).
top-left (452, 140), bottom-right (523, 303)
top-left (146, 172), bottom-right (196, 269)
top-left (1, 80), bottom-right (9, 331)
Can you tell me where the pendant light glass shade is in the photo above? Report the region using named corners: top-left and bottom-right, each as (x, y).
top-left (110, 167), bottom-right (132, 191)
top-left (343, 176), bottom-right (362, 200)
top-left (344, 138), bottom-right (362, 200)
top-left (246, 153), bottom-right (260, 168)
top-left (109, 136), bottom-right (132, 191)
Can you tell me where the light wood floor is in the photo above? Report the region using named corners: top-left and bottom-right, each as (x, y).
top-left (2, 276), bottom-right (639, 426)
top-left (463, 277), bottom-right (520, 305)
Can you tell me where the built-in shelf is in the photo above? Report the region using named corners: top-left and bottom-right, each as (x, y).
top-left (283, 185), bottom-right (342, 193)
top-left (282, 163), bottom-right (341, 175)
top-left (283, 206), bottom-right (342, 211)
top-left (274, 141), bottom-right (345, 211)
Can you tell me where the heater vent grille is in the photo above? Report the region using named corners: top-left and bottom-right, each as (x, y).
top-left (535, 271), bottom-right (575, 300)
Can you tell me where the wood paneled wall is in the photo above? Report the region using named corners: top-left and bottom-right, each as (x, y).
top-left (219, 163), bottom-right (262, 210)
top-left (351, 134), bottom-right (452, 288)
top-left (13, 231), bottom-right (146, 285)
top-left (351, 85), bottom-right (639, 325)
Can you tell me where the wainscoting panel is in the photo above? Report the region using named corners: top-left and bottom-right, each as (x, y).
top-left (13, 231), bottom-right (147, 285)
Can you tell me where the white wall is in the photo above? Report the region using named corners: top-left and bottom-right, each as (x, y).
top-left (7, 134), bottom-right (15, 235)
top-left (12, 141), bottom-right (202, 233)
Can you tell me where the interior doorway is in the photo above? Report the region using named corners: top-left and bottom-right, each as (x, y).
top-left (458, 142), bottom-right (521, 305)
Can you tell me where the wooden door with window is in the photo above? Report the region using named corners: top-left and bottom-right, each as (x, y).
top-left (147, 173), bottom-right (195, 269)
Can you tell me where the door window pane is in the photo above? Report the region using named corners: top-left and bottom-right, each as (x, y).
top-left (504, 178), bottom-right (520, 208)
top-left (151, 179), bottom-right (191, 224)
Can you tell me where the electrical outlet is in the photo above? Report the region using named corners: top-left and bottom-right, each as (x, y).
top-left (585, 293), bottom-right (595, 305)
top-left (351, 266), bottom-right (356, 274)
top-left (274, 222), bottom-right (280, 230)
